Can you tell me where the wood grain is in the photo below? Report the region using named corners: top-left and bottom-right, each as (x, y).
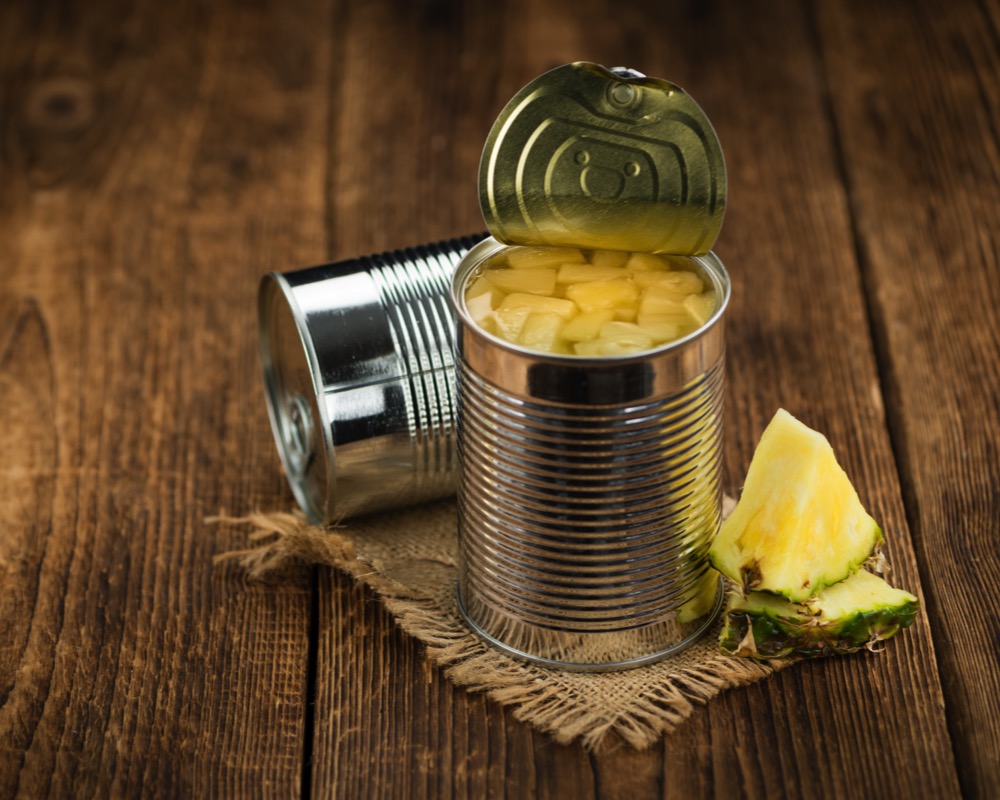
top-left (308, 1), bottom-right (962, 798)
top-left (1, 0), bottom-right (995, 797)
top-left (816, 1), bottom-right (1000, 795)
top-left (0, 0), bottom-right (330, 795)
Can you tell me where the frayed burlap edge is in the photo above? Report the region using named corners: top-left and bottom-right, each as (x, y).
top-left (212, 509), bottom-right (789, 751)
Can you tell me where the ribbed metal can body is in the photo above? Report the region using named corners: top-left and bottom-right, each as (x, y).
top-left (451, 237), bottom-right (729, 670)
top-left (259, 235), bottom-right (484, 524)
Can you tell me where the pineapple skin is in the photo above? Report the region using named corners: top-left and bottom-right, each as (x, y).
top-left (719, 579), bottom-right (919, 659)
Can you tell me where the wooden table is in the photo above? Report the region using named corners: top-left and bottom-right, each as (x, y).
top-left (2, 1), bottom-right (997, 797)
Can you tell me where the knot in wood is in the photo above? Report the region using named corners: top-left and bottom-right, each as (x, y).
top-left (25, 77), bottom-right (96, 133)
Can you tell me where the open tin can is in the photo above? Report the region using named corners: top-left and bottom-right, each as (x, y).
top-left (452, 62), bottom-right (729, 669)
top-left (452, 238), bottom-right (729, 670)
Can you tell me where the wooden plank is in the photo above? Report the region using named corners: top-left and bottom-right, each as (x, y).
top-left (0, 0), bottom-right (333, 794)
top-left (593, 1), bottom-right (962, 795)
top-left (815, 1), bottom-right (1000, 796)
top-left (309, 1), bottom-right (961, 798)
top-left (317, 572), bottom-right (600, 799)
top-left (322, 1), bottom-right (498, 260)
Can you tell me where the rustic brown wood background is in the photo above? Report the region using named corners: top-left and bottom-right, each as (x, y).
top-left (1, 0), bottom-right (997, 797)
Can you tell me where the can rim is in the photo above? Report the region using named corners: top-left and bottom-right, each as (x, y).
top-left (450, 236), bottom-right (731, 363)
top-left (258, 273), bottom-right (335, 524)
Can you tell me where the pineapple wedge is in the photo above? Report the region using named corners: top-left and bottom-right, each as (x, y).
top-left (720, 569), bottom-right (919, 659)
top-left (709, 409), bottom-right (883, 602)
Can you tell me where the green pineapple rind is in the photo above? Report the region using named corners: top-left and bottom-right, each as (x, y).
top-left (719, 570), bottom-right (919, 659)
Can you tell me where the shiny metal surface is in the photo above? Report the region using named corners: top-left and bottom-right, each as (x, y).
top-left (452, 237), bottom-right (730, 670)
top-left (478, 62), bottom-right (726, 255)
top-left (259, 235), bottom-right (484, 524)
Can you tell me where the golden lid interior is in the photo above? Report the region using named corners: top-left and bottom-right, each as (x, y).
top-left (479, 62), bottom-right (726, 255)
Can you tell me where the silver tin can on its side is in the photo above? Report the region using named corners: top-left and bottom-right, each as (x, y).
top-left (451, 237), bottom-right (729, 671)
top-left (259, 235), bottom-right (484, 524)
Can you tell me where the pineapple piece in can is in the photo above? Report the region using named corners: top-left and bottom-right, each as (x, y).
top-left (720, 569), bottom-right (919, 659)
top-left (498, 292), bottom-right (577, 319)
top-left (485, 268), bottom-right (557, 295)
top-left (565, 277), bottom-right (639, 312)
top-left (493, 306), bottom-right (532, 341)
top-left (518, 312), bottom-right (569, 353)
top-left (556, 263), bottom-right (632, 283)
top-left (560, 310), bottom-right (615, 342)
top-left (505, 245), bottom-right (584, 269)
top-left (590, 249), bottom-right (630, 269)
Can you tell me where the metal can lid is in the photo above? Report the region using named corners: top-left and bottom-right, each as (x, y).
top-left (479, 62), bottom-right (726, 255)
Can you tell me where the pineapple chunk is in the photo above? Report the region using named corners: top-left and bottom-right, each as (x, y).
top-left (636, 318), bottom-right (682, 343)
top-left (574, 322), bottom-right (654, 356)
top-left (506, 246), bottom-right (585, 269)
top-left (590, 249), bottom-right (630, 269)
top-left (475, 315), bottom-right (499, 336)
top-left (465, 292), bottom-right (495, 327)
top-left (684, 291), bottom-right (717, 325)
top-left (466, 274), bottom-right (501, 303)
top-left (709, 409), bottom-right (883, 602)
top-left (637, 311), bottom-right (692, 328)
top-left (574, 338), bottom-right (650, 357)
top-left (599, 321), bottom-right (655, 346)
top-left (557, 263), bottom-right (632, 283)
top-left (632, 271), bottom-right (677, 290)
top-left (493, 306), bottom-right (532, 341)
top-left (719, 569), bottom-right (918, 659)
top-left (566, 278), bottom-right (639, 312)
top-left (638, 283), bottom-right (690, 316)
top-left (485, 268), bottom-right (556, 295)
top-left (518, 313), bottom-right (567, 353)
top-left (561, 310), bottom-right (615, 342)
top-left (658, 271), bottom-right (704, 295)
top-left (613, 303), bottom-right (639, 322)
top-left (498, 293), bottom-right (577, 319)
top-left (625, 252), bottom-right (670, 271)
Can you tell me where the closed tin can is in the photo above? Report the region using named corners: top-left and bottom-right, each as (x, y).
top-left (259, 235), bottom-right (484, 523)
top-left (452, 237), bottom-right (729, 670)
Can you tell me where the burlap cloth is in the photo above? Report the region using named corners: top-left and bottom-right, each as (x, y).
top-left (214, 495), bottom-right (790, 750)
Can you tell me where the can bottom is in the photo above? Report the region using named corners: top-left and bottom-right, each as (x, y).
top-left (456, 578), bottom-right (724, 673)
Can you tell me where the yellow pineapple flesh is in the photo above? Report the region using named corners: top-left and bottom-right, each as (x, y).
top-left (709, 409), bottom-right (883, 602)
top-left (465, 244), bottom-right (719, 355)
